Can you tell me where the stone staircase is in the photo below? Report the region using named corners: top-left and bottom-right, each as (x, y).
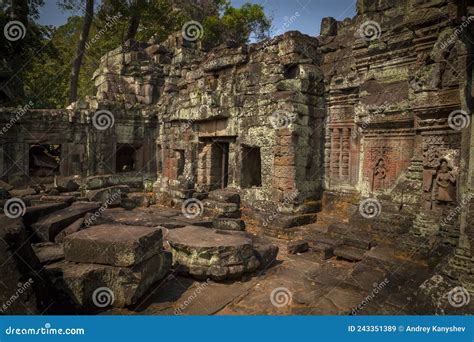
top-left (201, 189), bottom-right (246, 231)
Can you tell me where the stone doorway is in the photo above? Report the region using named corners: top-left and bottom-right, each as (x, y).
top-left (210, 141), bottom-right (229, 190)
top-left (241, 145), bottom-right (262, 188)
top-left (197, 138), bottom-right (232, 191)
top-left (115, 144), bottom-right (136, 172)
top-left (29, 144), bottom-right (61, 177)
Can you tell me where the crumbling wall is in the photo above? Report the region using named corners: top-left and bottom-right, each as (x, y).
top-left (320, 0), bottom-right (473, 294)
top-left (91, 31), bottom-right (327, 221)
top-left (0, 104), bottom-right (157, 190)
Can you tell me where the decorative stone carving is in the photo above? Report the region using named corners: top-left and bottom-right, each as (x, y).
top-left (433, 159), bottom-right (456, 204)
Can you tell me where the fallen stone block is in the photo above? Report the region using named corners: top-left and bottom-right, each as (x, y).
top-left (208, 190), bottom-right (240, 204)
top-left (64, 224), bottom-right (163, 267)
top-left (31, 202), bottom-right (101, 242)
top-left (121, 198), bottom-right (137, 210)
top-left (288, 240), bottom-right (309, 254)
top-left (212, 218), bottom-right (245, 231)
top-left (251, 236), bottom-right (279, 270)
top-left (311, 242), bottom-right (334, 260)
top-left (45, 252), bottom-right (171, 309)
top-left (167, 226), bottom-right (277, 280)
top-left (55, 177), bottom-right (80, 192)
top-left (342, 236), bottom-right (373, 250)
top-left (85, 185), bottom-right (129, 206)
top-left (128, 193), bottom-right (150, 207)
top-left (307, 232), bottom-right (342, 247)
top-left (32, 242), bottom-right (64, 265)
top-left (39, 195), bottom-right (76, 204)
top-left (203, 199), bottom-right (239, 214)
top-left (84, 173), bottom-right (144, 191)
top-left (334, 245), bottom-right (366, 262)
top-left (23, 202), bottom-right (70, 226)
top-left (10, 188), bottom-right (38, 197)
top-left (84, 175), bottom-right (115, 190)
top-left (264, 213), bottom-right (316, 229)
top-left (54, 217), bottom-right (85, 243)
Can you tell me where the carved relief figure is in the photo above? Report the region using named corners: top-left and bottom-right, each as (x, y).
top-left (434, 159), bottom-right (456, 204)
top-left (372, 158), bottom-right (387, 191)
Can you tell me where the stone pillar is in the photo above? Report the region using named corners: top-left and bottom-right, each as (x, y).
top-left (330, 128), bottom-right (340, 180)
top-left (446, 7), bottom-right (474, 292)
top-left (272, 128), bottom-right (296, 202)
top-left (341, 127), bottom-right (350, 180)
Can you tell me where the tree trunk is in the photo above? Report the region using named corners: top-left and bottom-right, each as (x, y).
top-left (68, 0), bottom-right (94, 104)
top-left (10, 0), bottom-right (28, 21)
top-left (124, 0), bottom-right (143, 41)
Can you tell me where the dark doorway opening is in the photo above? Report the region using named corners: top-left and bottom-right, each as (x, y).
top-left (211, 142), bottom-right (229, 190)
top-left (175, 149), bottom-right (185, 176)
top-left (29, 144), bottom-right (61, 177)
top-left (241, 145), bottom-right (262, 188)
top-left (116, 144), bottom-right (136, 172)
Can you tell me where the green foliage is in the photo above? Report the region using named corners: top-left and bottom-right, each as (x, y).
top-left (203, 2), bottom-right (270, 45)
top-left (5, 0), bottom-right (271, 108)
top-left (0, 2), bottom-right (54, 106)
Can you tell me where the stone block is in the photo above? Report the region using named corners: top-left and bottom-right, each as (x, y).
top-left (54, 217), bottom-right (85, 243)
top-left (32, 242), bottom-right (64, 265)
top-left (64, 224), bottom-right (163, 267)
top-left (32, 202), bottom-right (101, 242)
top-left (23, 202), bottom-right (70, 226)
top-left (167, 226), bottom-right (273, 280)
top-left (85, 185), bottom-right (129, 206)
top-left (45, 252), bottom-right (171, 309)
top-left (208, 190), bottom-right (240, 204)
top-left (334, 245), bottom-right (366, 262)
top-left (288, 240), bottom-right (309, 254)
top-left (213, 218), bottom-right (245, 231)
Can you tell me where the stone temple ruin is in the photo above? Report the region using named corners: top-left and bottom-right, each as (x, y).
top-left (1, 0), bottom-right (473, 315)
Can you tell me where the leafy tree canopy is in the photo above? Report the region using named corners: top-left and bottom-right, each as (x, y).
top-left (1, 0), bottom-right (271, 108)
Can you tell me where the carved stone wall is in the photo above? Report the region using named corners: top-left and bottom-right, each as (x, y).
top-left (85, 31), bottom-right (328, 222)
top-left (319, 0), bottom-right (469, 205)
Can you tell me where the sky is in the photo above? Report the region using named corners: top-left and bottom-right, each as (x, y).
top-left (38, 0), bottom-right (357, 37)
